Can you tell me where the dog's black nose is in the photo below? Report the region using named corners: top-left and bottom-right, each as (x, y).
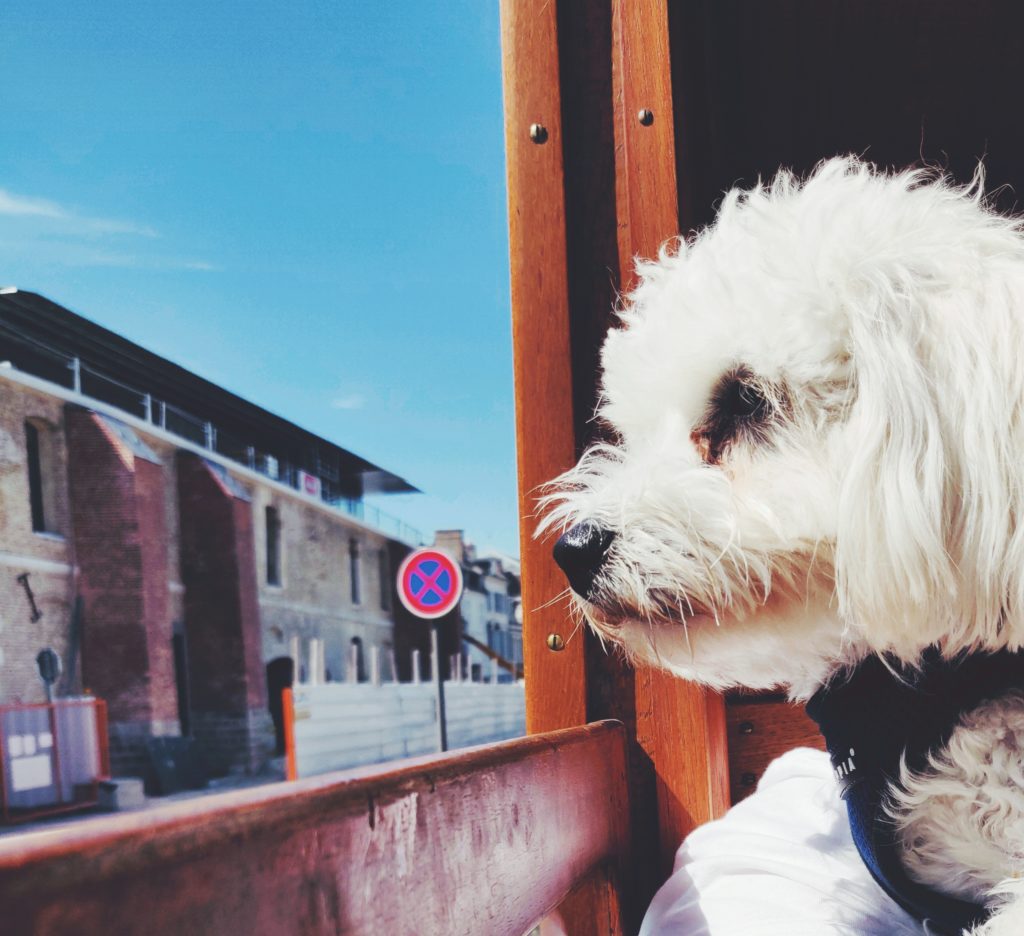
top-left (553, 521), bottom-right (616, 599)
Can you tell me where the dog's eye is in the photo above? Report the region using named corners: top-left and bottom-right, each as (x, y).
top-left (694, 367), bottom-right (774, 463)
top-left (718, 378), bottom-right (769, 423)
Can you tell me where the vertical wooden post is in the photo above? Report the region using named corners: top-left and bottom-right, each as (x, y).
top-left (501, 0), bottom-right (589, 738)
top-left (502, 3), bottom-right (626, 934)
top-left (611, 0), bottom-right (731, 876)
top-left (502, 1), bottom-right (730, 930)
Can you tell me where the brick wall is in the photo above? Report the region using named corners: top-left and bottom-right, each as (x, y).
top-left (0, 381), bottom-right (75, 703)
top-left (65, 407), bottom-right (179, 775)
top-left (177, 453), bottom-right (270, 774)
top-left (2, 373), bottom-right (415, 782)
top-left (252, 484), bottom-right (402, 682)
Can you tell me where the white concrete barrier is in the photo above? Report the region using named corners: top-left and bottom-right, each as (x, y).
top-left (290, 682), bottom-right (526, 778)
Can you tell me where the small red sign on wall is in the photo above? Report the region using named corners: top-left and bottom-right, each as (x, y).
top-left (298, 471), bottom-right (321, 499)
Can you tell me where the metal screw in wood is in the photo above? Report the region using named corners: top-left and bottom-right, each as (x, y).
top-left (546, 633), bottom-right (565, 652)
top-left (637, 108), bottom-right (654, 126)
top-left (529, 123), bottom-right (548, 144)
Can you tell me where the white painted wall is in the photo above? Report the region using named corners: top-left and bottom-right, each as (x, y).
top-left (290, 681), bottom-right (526, 778)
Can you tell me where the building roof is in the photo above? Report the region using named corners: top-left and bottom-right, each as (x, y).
top-left (0, 289), bottom-right (418, 497)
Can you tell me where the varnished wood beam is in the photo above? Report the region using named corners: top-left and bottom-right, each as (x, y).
top-left (0, 722), bottom-right (629, 936)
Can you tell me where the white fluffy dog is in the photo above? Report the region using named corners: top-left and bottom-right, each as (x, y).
top-left (542, 157), bottom-right (1024, 936)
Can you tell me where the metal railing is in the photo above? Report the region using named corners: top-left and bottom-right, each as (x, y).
top-left (0, 328), bottom-right (423, 544)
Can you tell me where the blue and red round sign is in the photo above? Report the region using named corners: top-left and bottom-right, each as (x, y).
top-left (397, 548), bottom-right (464, 619)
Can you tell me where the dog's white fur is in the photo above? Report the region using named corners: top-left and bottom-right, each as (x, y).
top-left (540, 157), bottom-right (1024, 934)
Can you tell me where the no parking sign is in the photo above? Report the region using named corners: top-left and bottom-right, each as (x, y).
top-left (397, 548), bottom-right (463, 753)
top-left (397, 548), bottom-right (464, 619)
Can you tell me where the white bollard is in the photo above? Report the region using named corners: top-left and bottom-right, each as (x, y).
top-left (412, 649), bottom-right (421, 684)
top-left (491, 656), bottom-right (499, 684)
top-left (388, 648), bottom-right (398, 683)
top-left (370, 646), bottom-right (381, 686)
top-left (289, 635), bottom-right (301, 683)
top-left (349, 643), bottom-right (360, 683)
top-left (309, 638), bottom-right (325, 686)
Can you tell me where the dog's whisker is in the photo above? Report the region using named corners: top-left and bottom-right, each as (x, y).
top-left (534, 587), bottom-right (574, 612)
top-left (676, 600), bottom-right (695, 660)
top-left (562, 614), bottom-right (585, 647)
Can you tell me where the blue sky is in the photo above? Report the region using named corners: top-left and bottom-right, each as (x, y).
top-left (0, 1), bottom-right (520, 555)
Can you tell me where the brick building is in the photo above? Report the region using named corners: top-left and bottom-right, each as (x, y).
top-left (0, 289), bottom-right (423, 779)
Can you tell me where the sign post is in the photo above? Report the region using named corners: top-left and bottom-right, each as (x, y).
top-left (397, 548), bottom-right (464, 753)
top-left (429, 624), bottom-right (448, 752)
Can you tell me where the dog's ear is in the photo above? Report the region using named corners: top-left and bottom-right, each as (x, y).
top-left (835, 267), bottom-right (1024, 658)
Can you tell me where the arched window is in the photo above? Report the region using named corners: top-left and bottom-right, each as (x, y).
top-left (350, 636), bottom-right (365, 682)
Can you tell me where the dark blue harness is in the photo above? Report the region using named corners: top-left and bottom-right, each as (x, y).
top-left (805, 649), bottom-right (1024, 935)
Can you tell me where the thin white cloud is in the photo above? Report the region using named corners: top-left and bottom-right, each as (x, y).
top-left (0, 185), bottom-right (221, 271)
top-left (0, 237), bottom-right (218, 273)
top-left (0, 189), bottom-right (65, 219)
top-left (331, 393), bottom-right (366, 411)
top-left (0, 186), bottom-right (158, 238)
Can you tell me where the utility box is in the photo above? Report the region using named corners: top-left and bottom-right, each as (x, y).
top-left (0, 697), bottom-right (109, 823)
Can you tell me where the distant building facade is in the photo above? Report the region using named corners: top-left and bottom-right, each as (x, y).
top-left (0, 289), bottom-right (422, 779)
top-left (434, 530), bottom-right (522, 681)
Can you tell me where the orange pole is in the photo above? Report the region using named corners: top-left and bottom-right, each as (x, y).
top-left (95, 699), bottom-right (111, 780)
top-left (282, 687), bottom-right (297, 781)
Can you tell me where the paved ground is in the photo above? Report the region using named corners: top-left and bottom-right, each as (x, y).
top-left (0, 767), bottom-right (288, 840)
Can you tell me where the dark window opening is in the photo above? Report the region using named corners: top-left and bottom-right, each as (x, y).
top-left (350, 636), bottom-right (365, 682)
top-left (349, 538), bottom-right (361, 605)
top-left (266, 506), bottom-right (281, 585)
top-left (172, 627), bottom-right (192, 737)
top-left (379, 548), bottom-right (391, 611)
top-left (25, 422), bottom-right (46, 532)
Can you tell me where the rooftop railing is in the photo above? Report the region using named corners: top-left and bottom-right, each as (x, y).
top-left (0, 327), bottom-right (424, 545)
